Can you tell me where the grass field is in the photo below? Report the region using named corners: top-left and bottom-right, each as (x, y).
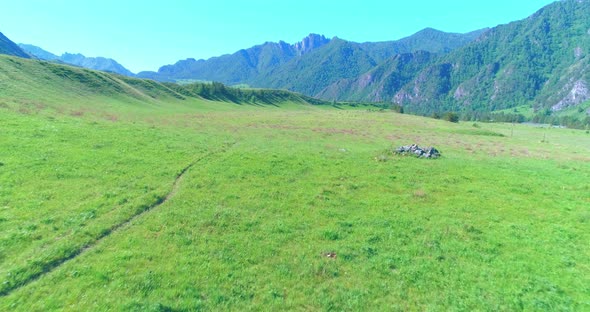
top-left (1, 56), bottom-right (589, 310)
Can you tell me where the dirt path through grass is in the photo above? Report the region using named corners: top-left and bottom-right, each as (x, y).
top-left (0, 142), bottom-right (236, 297)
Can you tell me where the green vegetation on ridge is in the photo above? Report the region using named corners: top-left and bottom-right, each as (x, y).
top-left (383, 0), bottom-right (590, 119)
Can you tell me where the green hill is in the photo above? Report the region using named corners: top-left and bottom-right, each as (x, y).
top-left (361, 0), bottom-right (590, 120)
top-left (0, 55), bottom-right (325, 118)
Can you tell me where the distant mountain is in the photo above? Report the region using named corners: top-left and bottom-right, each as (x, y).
top-left (377, 28), bottom-right (487, 55)
top-left (137, 34), bottom-right (331, 83)
top-left (18, 43), bottom-right (59, 60)
top-left (0, 32), bottom-right (29, 58)
top-left (252, 29), bottom-right (487, 97)
top-left (19, 44), bottom-right (134, 77)
top-left (348, 0), bottom-right (590, 116)
top-left (59, 53), bottom-right (135, 77)
top-left (251, 38), bottom-right (380, 96)
top-left (137, 29), bottom-right (483, 91)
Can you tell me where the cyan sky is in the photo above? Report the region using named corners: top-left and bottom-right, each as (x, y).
top-left (1, 0), bottom-right (556, 73)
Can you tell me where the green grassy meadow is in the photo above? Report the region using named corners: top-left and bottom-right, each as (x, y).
top-left (1, 56), bottom-right (589, 310)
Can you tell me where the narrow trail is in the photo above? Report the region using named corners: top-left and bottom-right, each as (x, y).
top-left (1, 142), bottom-right (235, 297)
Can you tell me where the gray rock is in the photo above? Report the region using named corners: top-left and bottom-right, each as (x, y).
top-left (394, 144), bottom-right (441, 159)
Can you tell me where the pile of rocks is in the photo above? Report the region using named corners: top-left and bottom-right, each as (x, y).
top-left (395, 144), bottom-right (441, 159)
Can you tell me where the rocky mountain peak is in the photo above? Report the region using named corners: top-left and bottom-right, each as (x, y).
top-left (293, 34), bottom-right (330, 56)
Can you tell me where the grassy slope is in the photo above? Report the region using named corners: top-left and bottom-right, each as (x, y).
top-left (0, 55), bottom-right (321, 117)
top-left (1, 56), bottom-right (589, 310)
top-left (0, 55), bottom-right (324, 298)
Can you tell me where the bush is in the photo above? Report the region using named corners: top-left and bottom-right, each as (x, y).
top-left (391, 104), bottom-right (404, 114)
top-left (443, 112), bottom-right (460, 123)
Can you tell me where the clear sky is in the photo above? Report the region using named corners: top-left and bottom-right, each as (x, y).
top-left (1, 0), bottom-right (557, 73)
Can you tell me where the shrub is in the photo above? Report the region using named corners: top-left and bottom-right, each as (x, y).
top-left (391, 104), bottom-right (404, 114)
top-left (443, 112), bottom-right (460, 123)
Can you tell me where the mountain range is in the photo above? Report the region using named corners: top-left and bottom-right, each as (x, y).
top-left (248, 29), bottom-right (487, 97)
top-left (136, 28), bottom-right (486, 95)
top-left (1, 0), bottom-right (589, 123)
top-left (18, 44), bottom-right (134, 77)
top-left (135, 0), bottom-right (590, 118)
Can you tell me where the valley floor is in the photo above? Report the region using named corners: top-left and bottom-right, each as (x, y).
top-left (1, 103), bottom-right (589, 311)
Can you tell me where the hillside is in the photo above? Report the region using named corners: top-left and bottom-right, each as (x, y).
top-left (341, 0), bottom-right (590, 119)
top-left (0, 32), bottom-right (29, 58)
top-left (19, 44), bottom-right (135, 77)
top-left (0, 54), bottom-right (324, 118)
top-left (0, 55), bottom-right (182, 107)
top-left (137, 29), bottom-right (483, 89)
top-left (318, 50), bottom-right (435, 102)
